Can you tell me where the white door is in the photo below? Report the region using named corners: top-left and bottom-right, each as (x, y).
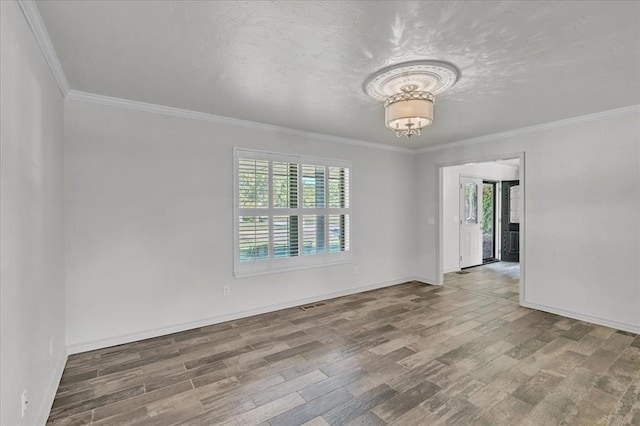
top-left (460, 176), bottom-right (483, 268)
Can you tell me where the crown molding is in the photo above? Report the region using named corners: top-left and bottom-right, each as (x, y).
top-left (66, 90), bottom-right (414, 154)
top-left (417, 104), bottom-right (640, 154)
top-left (17, 0), bottom-right (70, 96)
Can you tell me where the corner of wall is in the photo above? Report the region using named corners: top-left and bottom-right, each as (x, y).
top-left (36, 351), bottom-right (68, 425)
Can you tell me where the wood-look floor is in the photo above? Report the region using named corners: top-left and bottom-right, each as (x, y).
top-left (48, 263), bottom-right (640, 425)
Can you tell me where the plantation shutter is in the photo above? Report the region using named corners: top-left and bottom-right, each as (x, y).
top-left (234, 149), bottom-right (351, 277)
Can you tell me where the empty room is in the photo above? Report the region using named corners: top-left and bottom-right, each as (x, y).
top-left (2, 1), bottom-right (640, 425)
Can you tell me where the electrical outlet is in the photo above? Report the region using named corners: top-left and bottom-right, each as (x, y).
top-left (49, 337), bottom-right (54, 356)
top-left (353, 266), bottom-right (359, 274)
top-left (223, 286), bottom-right (230, 297)
top-left (21, 389), bottom-right (28, 418)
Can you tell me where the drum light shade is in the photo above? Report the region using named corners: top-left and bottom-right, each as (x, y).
top-left (385, 96), bottom-right (434, 137)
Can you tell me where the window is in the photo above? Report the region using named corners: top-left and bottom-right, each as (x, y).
top-left (464, 182), bottom-right (478, 224)
top-left (234, 149), bottom-right (351, 277)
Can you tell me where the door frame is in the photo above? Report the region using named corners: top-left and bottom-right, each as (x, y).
top-left (501, 180), bottom-right (521, 262)
top-left (438, 152), bottom-right (526, 305)
top-left (481, 180), bottom-right (497, 264)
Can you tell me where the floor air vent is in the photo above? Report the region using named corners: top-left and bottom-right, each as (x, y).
top-left (300, 302), bottom-right (326, 311)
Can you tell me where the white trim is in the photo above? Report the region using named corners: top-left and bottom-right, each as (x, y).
top-left (438, 166), bottom-right (445, 287)
top-left (518, 153), bottom-right (526, 305)
top-left (36, 351), bottom-right (68, 425)
top-left (66, 90), bottom-right (413, 154)
top-left (418, 104), bottom-right (640, 154)
top-left (235, 260), bottom-right (353, 279)
top-left (436, 152), bottom-right (526, 170)
top-left (495, 162), bottom-right (520, 170)
top-left (442, 267), bottom-right (460, 274)
top-left (411, 276), bottom-right (441, 286)
top-left (522, 301), bottom-right (640, 335)
top-left (67, 276), bottom-right (417, 354)
top-left (235, 147), bottom-right (352, 169)
top-left (17, 0), bottom-right (70, 96)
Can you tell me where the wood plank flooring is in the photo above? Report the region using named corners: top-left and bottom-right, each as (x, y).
top-left (48, 263), bottom-right (640, 425)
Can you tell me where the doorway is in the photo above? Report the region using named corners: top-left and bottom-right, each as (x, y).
top-left (482, 181), bottom-right (497, 263)
top-left (438, 154), bottom-right (525, 303)
top-left (501, 180), bottom-right (520, 262)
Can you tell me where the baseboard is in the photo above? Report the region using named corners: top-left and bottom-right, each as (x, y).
top-left (522, 300), bottom-right (640, 334)
top-left (67, 276), bottom-right (416, 354)
top-left (36, 350), bottom-right (67, 425)
top-left (442, 267), bottom-right (460, 274)
top-left (411, 276), bottom-right (442, 286)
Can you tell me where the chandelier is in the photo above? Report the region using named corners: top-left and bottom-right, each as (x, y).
top-left (364, 60), bottom-right (459, 138)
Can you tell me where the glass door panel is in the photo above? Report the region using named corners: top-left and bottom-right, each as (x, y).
top-left (482, 182), bottom-right (495, 261)
top-left (464, 183), bottom-right (478, 224)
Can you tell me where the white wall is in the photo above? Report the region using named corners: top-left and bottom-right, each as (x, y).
top-left (1, 2), bottom-right (66, 425)
top-left (64, 99), bottom-right (417, 352)
top-left (442, 163), bottom-right (519, 272)
top-left (416, 108), bottom-right (640, 333)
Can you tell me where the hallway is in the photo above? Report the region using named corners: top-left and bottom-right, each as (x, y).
top-left (445, 262), bottom-right (519, 302)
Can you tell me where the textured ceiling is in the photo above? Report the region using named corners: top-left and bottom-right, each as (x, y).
top-left (36, 1), bottom-right (640, 148)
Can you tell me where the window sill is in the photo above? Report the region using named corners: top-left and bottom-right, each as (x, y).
top-left (234, 258), bottom-right (352, 279)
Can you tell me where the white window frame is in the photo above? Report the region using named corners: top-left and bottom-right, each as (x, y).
top-left (234, 148), bottom-right (352, 278)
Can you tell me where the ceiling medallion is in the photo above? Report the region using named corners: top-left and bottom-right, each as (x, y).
top-left (364, 60), bottom-right (459, 138)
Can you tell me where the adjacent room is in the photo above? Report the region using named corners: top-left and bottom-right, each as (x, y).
top-left (441, 158), bottom-right (522, 302)
top-left (1, 1), bottom-right (639, 425)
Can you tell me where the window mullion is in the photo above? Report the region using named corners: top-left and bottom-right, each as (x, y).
top-left (268, 160), bottom-right (274, 262)
top-left (289, 162), bottom-right (299, 258)
top-left (301, 207), bottom-right (328, 215)
top-left (326, 208), bottom-right (348, 214)
top-left (339, 168), bottom-right (344, 208)
top-left (273, 208), bottom-right (299, 215)
top-left (298, 162), bottom-right (303, 257)
top-left (238, 207), bottom-right (270, 216)
top-left (324, 169), bottom-right (329, 253)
